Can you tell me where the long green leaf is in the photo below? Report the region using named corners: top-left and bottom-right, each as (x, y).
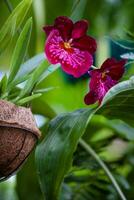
top-left (35, 76), bottom-right (134, 200)
top-left (0, 0), bottom-right (32, 54)
top-left (35, 108), bottom-right (94, 200)
top-left (18, 60), bottom-right (49, 99)
top-left (16, 152), bottom-right (43, 200)
top-left (15, 53), bottom-right (45, 80)
top-left (16, 93), bottom-right (42, 106)
top-left (8, 18), bottom-right (32, 83)
top-left (0, 74), bottom-right (8, 97)
top-left (8, 53), bottom-right (45, 90)
top-left (121, 52), bottom-right (134, 60)
top-left (70, 0), bottom-right (87, 21)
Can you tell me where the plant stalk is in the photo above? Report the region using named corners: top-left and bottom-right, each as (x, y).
top-left (79, 139), bottom-right (127, 200)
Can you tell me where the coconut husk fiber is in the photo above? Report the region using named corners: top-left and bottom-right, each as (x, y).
top-left (0, 100), bottom-right (41, 180)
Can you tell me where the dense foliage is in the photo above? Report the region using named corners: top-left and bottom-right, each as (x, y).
top-left (0, 0), bottom-right (134, 200)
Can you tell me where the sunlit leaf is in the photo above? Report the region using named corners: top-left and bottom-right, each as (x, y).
top-left (0, 0), bottom-right (33, 54)
top-left (120, 52), bottom-right (134, 60)
top-left (0, 74), bottom-right (7, 96)
top-left (15, 53), bottom-right (45, 79)
top-left (18, 60), bottom-right (49, 99)
top-left (34, 87), bottom-right (56, 94)
top-left (8, 18), bottom-right (32, 84)
top-left (16, 93), bottom-right (42, 106)
top-left (70, 0), bottom-right (87, 21)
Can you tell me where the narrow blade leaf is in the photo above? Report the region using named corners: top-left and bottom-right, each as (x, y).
top-left (0, 74), bottom-right (8, 96)
top-left (0, 0), bottom-right (33, 54)
top-left (15, 53), bottom-right (45, 79)
top-left (18, 60), bottom-right (49, 99)
top-left (8, 18), bottom-right (32, 83)
top-left (16, 93), bottom-right (42, 106)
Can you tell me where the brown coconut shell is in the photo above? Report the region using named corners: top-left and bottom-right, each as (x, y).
top-left (0, 100), bottom-right (41, 181)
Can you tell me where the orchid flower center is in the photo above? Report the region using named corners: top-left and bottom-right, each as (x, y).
top-left (64, 42), bottom-right (71, 49)
top-left (101, 71), bottom-right (108, 81)
top-left (101, 70), bottom-right (109, 80)
top-left (102, 72), bottom-right (106, 79)
top-left (60, 38), bottom-right (74, 53)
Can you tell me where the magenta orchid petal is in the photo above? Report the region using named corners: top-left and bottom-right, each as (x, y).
top-left (43, 25), bottom-right (54, 36)
top-left (72, 20), bottom-right (88, 39)
top-left (44, 16), bottom-right (96, 77)
top-left (107, 60), bottom-right (125, 80)
top-left (73, 35), bottom-right (97, 54)
top-left (84, 91), bottom-right (98, 105)
top-left (54, 16), bottom-right (73, 41)
top-left (61, 50), bottom-right (93, 78)
top-left (101, 58), bottom-right (117, 69)
top-left (101, 58), bottom-right (126, 80)
top-left (87, 73), bottom-right (117, 104)
top-left (45, 29), bottom-right (63, 64)
top-left (90, 71), bottom-right (106, 103)
top-left (84, 58), bottom-right (126, 105)
top-left (45, 29), bottom-right (93, 77)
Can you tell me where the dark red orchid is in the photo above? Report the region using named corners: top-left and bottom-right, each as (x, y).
top-left (43, 16), bottom-right (97, 78)
top-left (84, 58), bottom-right (126, 105)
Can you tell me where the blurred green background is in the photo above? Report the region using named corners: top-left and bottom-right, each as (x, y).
top-left (0, 0), bottom-right (134, 199)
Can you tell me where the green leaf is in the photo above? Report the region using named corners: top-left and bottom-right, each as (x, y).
top-left (35, 108), bottom-right (95, 200)
top-left (120, 52), bottom-right (134, 60)
top-left (98, 76), bottom-right (134, 126)
top-left (0, 0), bottom-right (33, 54)
top-left (18, 60), bottom-right (49, 99)
top-left (70, 0), bottom-right (87, 21)
top-left (8, 18), bottom-right (32, 84)
top-left (16, 152), bottom-right (43, 200)
top-left (109, 37), bottom-right (134, 50)
top-left (34, 87), bottom-right (56, 94)
top-left (108, 119), bottom-right (134, 141)
top-left (32, 98), bottom-right (56, 119)
top-left (8, 53), bottom-right (45, 89)
top-left (8, 73), bottom-right (31, 92)
top-left (0, 74), bottom-right (8, 97)
top-left (35, 76), bottom-right (134, 200)
top-left (36, 64), bottom-right (60, 87)
top-left (16, 93), bottom-right (42, 106)
top-left (15, 53), bottom-right (45, 80)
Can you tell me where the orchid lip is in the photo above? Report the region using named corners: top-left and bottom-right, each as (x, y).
top-left (101, 72), bottom-right (106, 79)
top-left (44, 17), bottom-right (95, 77)
top-left (64, 42), bottom-right (71, 49)
top-left (84, 58), bottom-right (126, 105)
top-left (63, 38), bottom-right (73, 49)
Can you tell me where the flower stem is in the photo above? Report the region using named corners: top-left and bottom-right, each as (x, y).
top-left (4, 0), bottom-right (13, 13)
top-left (79, 139), bottom-right (127, 200)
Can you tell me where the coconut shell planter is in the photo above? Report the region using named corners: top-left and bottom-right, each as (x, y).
top-left (0, 100), bottom-right (41, 180)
